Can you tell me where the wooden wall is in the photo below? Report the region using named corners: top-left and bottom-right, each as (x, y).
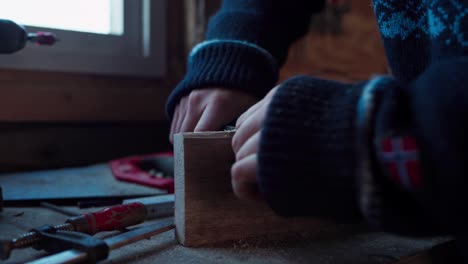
top-left (280, 0), bottom-right (388, 82)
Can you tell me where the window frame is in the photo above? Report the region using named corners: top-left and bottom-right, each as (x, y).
top-left (0, 0), bottom-right (166, 77)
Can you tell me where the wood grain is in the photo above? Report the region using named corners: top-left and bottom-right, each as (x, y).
top-left (174, 131), bottom-right (329, 247)
top-left (0, 70), bottom-right (171, 121)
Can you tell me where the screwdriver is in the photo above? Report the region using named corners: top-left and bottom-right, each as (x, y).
top-left (0, 19), bottom-right (58, 54)
top-left (0, 202), bottom-right (147, 260)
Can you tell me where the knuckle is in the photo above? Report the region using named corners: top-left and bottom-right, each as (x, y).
top-left (235, 151), bottom-right (243, 162)
top-left (235, 118), bottom-right (242, 128)
top-left (232, 136), bottom-right (240, 153)
top-left (230, 162), bottom-right (244, 182)
top-left (187, 92), bottom-right (203, 106)
top-left (212, 91), bottom-right (230, 103)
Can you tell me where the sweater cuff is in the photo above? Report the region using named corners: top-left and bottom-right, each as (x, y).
top-left (258, 76), bottom-right (364, 219)
top-left (356, 76), bottom-right (435, 235)
top-left (165, 40), bottom-right (279, 119)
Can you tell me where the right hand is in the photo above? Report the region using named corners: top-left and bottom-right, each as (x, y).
top-left (169, 88), bottom-right (257, 143)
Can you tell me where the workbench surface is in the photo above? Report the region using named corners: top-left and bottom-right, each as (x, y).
top-left (0, 206), bottom-right (447, 264)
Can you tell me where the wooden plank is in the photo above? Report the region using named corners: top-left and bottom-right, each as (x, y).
top-left (174, 131), bottom-right (329, 247)
top-left (0, 71), bottom-right (171, 121)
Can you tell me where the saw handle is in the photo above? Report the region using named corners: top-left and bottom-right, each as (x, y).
top-left (66, 203), bottom-right (147, 234)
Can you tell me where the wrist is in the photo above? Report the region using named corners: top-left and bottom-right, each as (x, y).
top-left (166, 40), bottom-right (279, 119)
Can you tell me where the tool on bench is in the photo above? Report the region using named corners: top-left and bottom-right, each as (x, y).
top-left (124, 194), bottom-right (174, 220)
top-left (28, 219), bottom-right (175, 264)
top-left (0, 19), bottom-right (58, 54)
top-left (40, 202), bottom-right (80, 217)
top-left (0, 202), bottom-right (147, 260)
top-left (110, 152), bottom-right (175, 193)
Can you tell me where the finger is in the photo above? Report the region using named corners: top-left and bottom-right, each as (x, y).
top-left (194, 101), bottom-right (227, 132)
top-left (174, 96), bottom-right (188, 134)
top-left (231, 154), bottom-right (262, 200)
top-left (235, 131), bottom-right (260, 161)
top-left (236, 99), bottom-right (264, 129)
top-left (236, 86), bottom-right (278, 129)
top-left (232, 102), bottom-right (268, 153)
top-left (169, 105), bottom-right (181, 143)
top-left (180, 97), bottom-right (205, 133)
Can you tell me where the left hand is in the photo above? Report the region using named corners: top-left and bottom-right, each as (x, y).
top-left (231, 87), bottom-right (279, 200)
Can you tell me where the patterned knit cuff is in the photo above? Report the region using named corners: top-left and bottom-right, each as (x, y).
top-left (165, 40), bottom-right (279, 119)
top-left (258, 75), bottom-right (364, 219)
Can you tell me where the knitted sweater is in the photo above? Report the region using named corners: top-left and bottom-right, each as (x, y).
top-left (166, 0), bottom-right (468, 240)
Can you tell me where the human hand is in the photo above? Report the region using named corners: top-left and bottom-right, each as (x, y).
top-left (231, 86), bottom-right (279, 200)
top-left (169, 88), bottom-right (257, 143)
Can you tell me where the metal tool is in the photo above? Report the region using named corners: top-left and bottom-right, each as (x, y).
top-left (40, 202), bottom-right (80, 217)
top-left (0, 202), bottom-right (147, 260)
top-left (123, 194), bottom-right (174, 219)
top-left (0, 19), bottom-right (57, 54)
top-left (27, 219), bottom-right (175, 264)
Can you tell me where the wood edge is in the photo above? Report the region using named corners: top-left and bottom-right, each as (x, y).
top-left (174, 133), bottom-right (186, 245)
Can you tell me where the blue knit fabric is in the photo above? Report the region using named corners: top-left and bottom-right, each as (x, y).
top-left (372, 0), bottom-right (468, 82)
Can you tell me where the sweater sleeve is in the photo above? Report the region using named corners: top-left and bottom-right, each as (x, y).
top-left (257, 75), bottom-right (442, 235)
top-left (165, 0), bottom-right (326, 119)
top-left (258, 76), bottom-right (364, 220)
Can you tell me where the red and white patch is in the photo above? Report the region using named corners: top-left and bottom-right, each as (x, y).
top-left (377, 136), bottom-right (422, 190)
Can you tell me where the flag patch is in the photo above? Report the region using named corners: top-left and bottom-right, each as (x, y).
top-left (377, 136), bottom-right (422, 190)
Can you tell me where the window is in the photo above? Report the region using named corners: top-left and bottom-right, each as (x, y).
top-left (0, 0), bottom-right (124, 35)
top-left (0, 0), bottom-right (166, 77)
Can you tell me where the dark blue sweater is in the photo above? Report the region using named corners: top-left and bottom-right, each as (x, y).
top-left (167, 0), bottom-right (468, 243)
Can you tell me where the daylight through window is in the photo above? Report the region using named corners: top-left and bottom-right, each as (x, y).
top-left (0, 0), bottom-right (124, 35)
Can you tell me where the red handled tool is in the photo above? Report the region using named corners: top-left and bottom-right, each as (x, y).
top-left (0, 203), bottom-right (147, 260)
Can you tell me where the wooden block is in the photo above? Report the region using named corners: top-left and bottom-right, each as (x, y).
top-left (174, 131), bottom-right (328, 247)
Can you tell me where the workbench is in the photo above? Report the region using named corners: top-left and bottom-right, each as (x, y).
top-left (0, 164), bottom-right (451, 263)
top-left (0, 205), bottom-right (449, 263)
